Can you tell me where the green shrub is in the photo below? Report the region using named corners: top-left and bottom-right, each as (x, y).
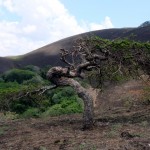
top-left (51, 86), bottom-right (76, 104)
top-left (42, 104), bottom-right (64, 116)
top-left (0, 80), bottom-right (52, 114)
top-left (38, 86), bottom-right (82, 117)
top-left (61, 100), bottom-right (83, 113)
top-left (11, 103), bottom-right (27, 114)
top-left (39, 99), bottom-right (51, 112)
top-left (10, 95), bottom-right (38, 113)
top-left (0, 77), bottom-right (4, 82)
top-left (0, 81), bottom-right (27, 111)
top-left (23, 75), bottom-right (44, 85)
top-left (23, 65), bottom-right (41, 74)
top-left (21, 108), bottom-right (40, 118)
top-left (51, 92), bottom-right (62, 104)
top-left (42, 99), bottom-right (83, 117)
top-left (40, 65), bottom-right (52, 79)
top-left (3, 69), bottom-right (35, 83)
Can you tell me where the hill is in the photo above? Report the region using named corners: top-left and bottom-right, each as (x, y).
top-left (0, 25), bottom-right (150, 73)
top-left (0, 57), bottom-right (15, 73)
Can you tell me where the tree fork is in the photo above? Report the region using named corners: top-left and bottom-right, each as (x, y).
top-left (46, 39), bottom-right (108, 129)
top-left (47, 68), bottom-right (94, 129)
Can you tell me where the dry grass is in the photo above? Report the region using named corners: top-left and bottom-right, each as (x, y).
top-left (0, 80), bottom-right (150, 150)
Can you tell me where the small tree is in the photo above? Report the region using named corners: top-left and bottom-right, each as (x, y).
top-left (46, 38), bottom-right (108, 129)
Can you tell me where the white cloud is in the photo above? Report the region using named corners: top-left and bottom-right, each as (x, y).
top-left (0, 0), bottom-right (114, 56)
top-left (23, 25), bottom-right (37, 34)
top-left (3, 0), bottom-right (14, 12)
top-left (89, 17), bottom-right (113, 30)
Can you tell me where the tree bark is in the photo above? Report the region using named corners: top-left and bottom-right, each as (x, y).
top-left (60, 78), bottom-right (94, 129)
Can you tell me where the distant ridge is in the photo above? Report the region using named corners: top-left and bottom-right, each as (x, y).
top-left (0, 25), bottom-right (150, 73)
top-left (139, 21), bottom-right (150, 28)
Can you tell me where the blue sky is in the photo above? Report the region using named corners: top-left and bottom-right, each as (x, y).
top-left (60, 0), bottom-right (150, 27)
top-left (0, 0), bottom-right (149, 56)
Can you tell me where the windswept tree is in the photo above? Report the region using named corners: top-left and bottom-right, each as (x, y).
top-left (46, 38), bottom-right (109, 129)
top-left (1, 37), bottom-right (149, 130)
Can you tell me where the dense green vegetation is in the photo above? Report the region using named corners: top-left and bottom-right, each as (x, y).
top-left (0, 66), bottom-right (83, 118)
top-left (2, 69), bottom-right (36, 83)
top-left (0, 38), bottom-right (149, 119)
top-left (85, 37), bottom-right (150, 87)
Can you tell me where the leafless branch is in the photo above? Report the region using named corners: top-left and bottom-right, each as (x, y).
top-left (112, 61), bottom-right (122, 76)
top-left (17, 85), bottom-right (57, 99)
top-left (60, 49), bottom-right (74, 68)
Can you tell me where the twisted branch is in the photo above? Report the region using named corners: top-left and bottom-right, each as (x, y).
top-left (17, 85), bottom-right (57, 99)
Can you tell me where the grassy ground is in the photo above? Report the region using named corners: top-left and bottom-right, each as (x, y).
top-left (0, 111), bottom-right (150, 150)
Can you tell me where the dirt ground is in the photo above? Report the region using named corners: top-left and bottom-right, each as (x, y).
top-left (0, 80), bottom-right (150, 150)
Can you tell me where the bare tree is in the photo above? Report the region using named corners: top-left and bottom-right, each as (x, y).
top-left (46, 38), bottom-right (108, 129)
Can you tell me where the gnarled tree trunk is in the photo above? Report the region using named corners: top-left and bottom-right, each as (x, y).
top-left (46, 41), bottom-right (108, 129)
top-left (47, 68), bottom-right (94, 129)
top-left (61, 78), bottom-right (94, 129)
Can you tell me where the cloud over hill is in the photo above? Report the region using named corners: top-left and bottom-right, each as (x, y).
top-left (0, 0), bottom-right (113, 56)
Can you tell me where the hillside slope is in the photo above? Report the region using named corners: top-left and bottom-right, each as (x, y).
top-left (0, 25), bottom-right (150, 73)
top-left (0, 57), bottom-right (15, 73)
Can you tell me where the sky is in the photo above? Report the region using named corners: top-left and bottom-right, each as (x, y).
top-left (0, 0), bottom-right (149, 56)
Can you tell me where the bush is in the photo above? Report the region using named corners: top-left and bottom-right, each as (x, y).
top-left (23, 75), bottom-right (44, 85)
top-left (61, 100), bottom-right (83, 113)
top-left (21, 108), bottom-right (40, 118)
top-left (0, 77), bottom-right (4, 82)
top-left (40, 65), bottom-right (52, 79)
top-left (42, 104), bottom-right (64, 116)
top-left (23, 65), bottom-right (41, 74)
top-left (51, 86), bottom-right (76, 104)
top-left (3, 69), bottom-right (35, 83)
top-left (42, 99), bottom-right (83, 117)
top-left (0, 81), bottom-right (27, 111)
top-left (0, 80), bottom-right (52, 114)
top-left (0, 80), bottom-right (43, 112)
top-left (10, 96), bottom-right (37, 113)
top-left (41, 86), bottom-right (83, 117)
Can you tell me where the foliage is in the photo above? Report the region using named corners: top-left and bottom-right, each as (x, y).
top-left (23, 65), bottom-right (41, 74)
top-left (0, 80), bottom-right (43, 112)
top-left (2, 69), bottom-right (36, 84)
top-left (0, 77), bottom-right (4, 82)
top-left (51, 86), bottom-right (76, 104)
top-left (42, 99), bottom-right (83, 117)
top-left (85, 37), bottom-right (150, 87)
top-left (21, 108), bottom-right (40, 118)
top-left (41, 87), bottom-right (83, 117)
top-left (23, 75), bottom-right (45, 85)
top-left (40, 65), bottom-right (52, 79)
top-left (0, 76), bottom-right (82, 118)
